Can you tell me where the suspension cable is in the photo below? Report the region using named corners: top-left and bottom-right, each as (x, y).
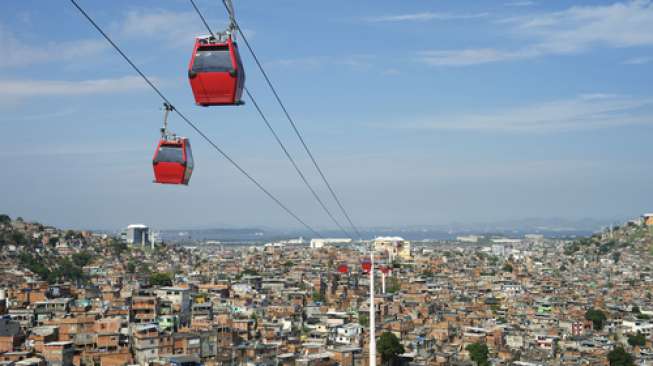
top-left (189, 0), bottom-right (215, 38)
top-left (220, 0), bottom-right (362, 239)
top-left (244, 88), bottom-right (351, 238)
top-left (69, 0), bottom-right (321, 238)
top-left (188, 0), bottom-right (350, 237)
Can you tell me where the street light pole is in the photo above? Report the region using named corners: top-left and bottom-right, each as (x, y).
top-left (369, 241), bottom-right (376, 366)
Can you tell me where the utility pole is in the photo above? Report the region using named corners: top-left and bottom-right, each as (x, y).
top-left (369, 241), bottom-right (376, 366)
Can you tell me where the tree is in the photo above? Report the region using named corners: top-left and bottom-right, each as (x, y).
top-left (386, 277), bottom-right (401, 294)
top-left (612, 252), bottom-right (621, 263)
top-left (126, 261), bottom-right (137, 273)
top-left (311, 290), bottom-right (325, 303)
top-left (71, 251), bottom-right (94, 267)
top-left (0, 214), bottom-right (10, 226)
top-left (502, 263), bottom-right (513, 273)
top-left (466, 342), bottom-right (490, 366)
top-left (631, 305), bottom-right (640, 314)
top-left (56, 258), bottom-right (85, 282)
top-left (11, 232), bottom-right (27, 245)
top-left (148, 272), bottom-right (173, 286)
top-left (585, 309), bottom-right (607, 330)
top-left (608, 347), bottom-right (634, 366)
top-left (109, 239), bottom-right (127, 256)
top-left (358, 311), bottom-right (369, 327)
top-left (627, 332), bottom-right (646, 347)
top-left (241, 268), bottom-right (259, 276)
top-left (377, 332), bottom-right (405, 366)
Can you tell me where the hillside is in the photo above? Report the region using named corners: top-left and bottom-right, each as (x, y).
top-left (0, 214), bottom-right (193, 286)
top-left (564, 219), bottom-right (653, 259)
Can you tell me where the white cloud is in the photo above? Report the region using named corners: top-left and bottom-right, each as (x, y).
top-left (623, 56), bottom-right (653, 64)
top-left (270, 55), bottom-right (376, 70)
top-left (363, 12), bottom-right (489, 23)
top-left (398, 94), bottom-right (653, 132)
top-left (418, 48), bottom-right (532, 66)
top-left (505, 1), bottom-right (536, 7)
top-left (0, 26), bottom-right (105, 68)
top-left (420, 0), bottom-right (653, 66)
top-left (116, 9), bottom-right (253, 46)
top-left (118, 9), bottom-right (206, 46)
top-left (0, 76), bottom-right (151, 98)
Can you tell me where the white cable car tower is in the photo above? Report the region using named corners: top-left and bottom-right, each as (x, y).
top-left (369, 240), bottom-right (376, 366)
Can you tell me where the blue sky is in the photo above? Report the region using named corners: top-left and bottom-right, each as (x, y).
top-left (1, 0), bottom-right (652, 231)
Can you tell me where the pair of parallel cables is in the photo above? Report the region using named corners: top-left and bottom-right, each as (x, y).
top-left (70, 0), bottom-right (361, 239)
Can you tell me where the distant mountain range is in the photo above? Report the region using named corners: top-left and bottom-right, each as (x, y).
top-left (158, 217), bottom-right (624, 243)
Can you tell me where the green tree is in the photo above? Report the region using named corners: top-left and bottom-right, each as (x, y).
top-left (358, 311), bottom-right (369, 327)
top-left (56, 258), bottom-right (85, 282)
top-left (0, 214), bottom-right (10, 226)
top-left (585, 309), bottom-right (607, 330)
top-left (627, 332), bottom-right (646, 347)
top-left (126, 261), bottom-right (137, 273)
top-left (148, 272), bottom-right (173, 286)
top-left (241, 268), bottom-right (259, 276)
top-left (466, 342), bottom-right (490, 366)
top-left (377, 332), bottom-right (405, 366)
top-left (11, 232), bottom-right (27, 245)
top-left (386, 277), bottom-right (401, 294)
top-left (109, 239), bottom-right (127, 256)
top-left (502, 263), bottom-right (513, 273)
top-left (312, 290), bottom-right (325, 303)
top-left (71, 251), bottom-right (94, 267)
top-left (631, 305), bottom-right (640, 314)
top-left (608, 347), bottom-right (634, 366)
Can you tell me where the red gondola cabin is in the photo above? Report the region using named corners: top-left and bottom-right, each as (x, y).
top-left (337, 264), bottom-right (349, 274)
top-left (361, 259), bottom-right (372, 273)
top-left (152, 138), bottom-right (194, 185)
top-left (188, 36), bottom-right (245, 106)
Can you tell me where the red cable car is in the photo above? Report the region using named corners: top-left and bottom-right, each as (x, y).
top-left (152, 103), bottom-right (194, 185)
top-left (361, 259), bottom-right (372, 273)
top-left (188, 35), bottom-right (245, 106)
top-left (337, 264), bottom-right (349, 274)
top-left (153, 138), bottom-right (194, 185)
top-left (380, 266), bottom-right (391, 275)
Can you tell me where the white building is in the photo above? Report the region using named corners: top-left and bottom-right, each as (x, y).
top-left (310, 238), bottom-right (352, 249)
top-left (491, 244), bottom-right (506, 257)
top-left (331, 323), bottom-right (363, 346)
top-left (373, 236), bottom-right (411, 260)
top-left (456, 235), bottom-right (479, 243)
top-left (126, 224), bottom-right (149, 246)
top-left (491, 238), bottom-right (522, 245)
top-left (622, 319), bottom-right (653, 336)
top-left (155, 287), bottom-right (190, 313)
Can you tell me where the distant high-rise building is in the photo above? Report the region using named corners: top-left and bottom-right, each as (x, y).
top-left (126, 224), bottom-right (149, 246)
